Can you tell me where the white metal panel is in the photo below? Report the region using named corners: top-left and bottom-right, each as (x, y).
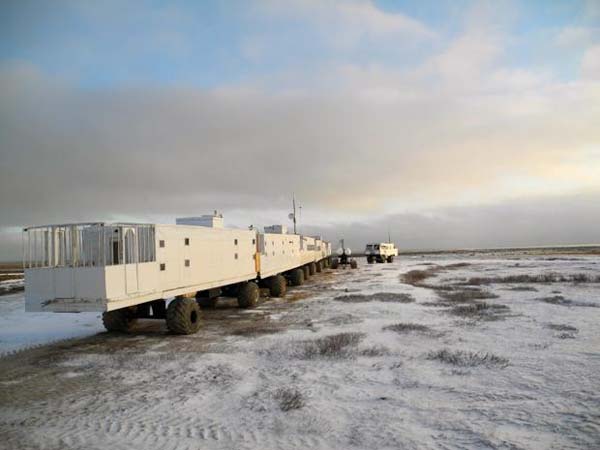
top-left (73, 267), bottom-right (106, 300)
top-left (125, 264), bottom-right (138, 294)
top-left (54, 268), bottom-right (74, 299)
top-left (259, 233), bottom-right (302, 278)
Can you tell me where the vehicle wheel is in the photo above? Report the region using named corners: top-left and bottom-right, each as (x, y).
top-left (237, 282), bottom-right (259, 308)
top-left (302, 266), bottom-right (310, 279)
top-left (315, 261), bottom-right (323, 273)
top-left (350, 259), bottom-right (358, 269)
top-left (102, 308), bottom-right (137, 332)
top-left (290, 268), bottom-right (304, 286)
top-left (268, 274), bottom-right (287, 297)
top-left (309, 262), bottom-right (317, 275)
top-left (331, 258), bottom-right (339, 269)
top-left (166, 297), bottom-right (202, 334)
top-left (387, 256), bottom-right (394, 263)
top-left (367, 256), bottom-right (374, 264)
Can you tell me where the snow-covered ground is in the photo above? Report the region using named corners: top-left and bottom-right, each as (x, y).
top-left (0, 292), bottom-right (103, 355)
top-left (1, 253), bottom-right (599, 450)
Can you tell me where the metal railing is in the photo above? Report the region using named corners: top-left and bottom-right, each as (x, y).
top-left (23, 223), bottom-right (156, 268)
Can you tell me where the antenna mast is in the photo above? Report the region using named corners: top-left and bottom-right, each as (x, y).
top-left (292, 194), bottom-right (297, 234)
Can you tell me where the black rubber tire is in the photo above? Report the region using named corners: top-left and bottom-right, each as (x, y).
top-left (350, 259), bottom-right (358, 269)
top-left (387, 256), bottom-right (394, 263)
top-left (331, 258), bottom-right (339, 269)
top-left (289, 268), bottom-right (304, 286)
top-left (302, 266), bottom-right (310, 279)
top-left (237, 282), bottom-right (259, 308)
top-left (367, 256), bottom-right (374, 264)
top-left (315, 261), bottom-right (322, 273)
top-left (166, 297), bottom-right (202, 334)
top-left (102, 308), bottom-right (137, 332)
top-left (309, 262), bottom-right (317, 275)
top-left (268, 274), bottom-right (287, 297)
top-left (196, 296), bottom-right (218, 309)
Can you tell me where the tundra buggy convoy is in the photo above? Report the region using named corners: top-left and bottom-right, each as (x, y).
top-left (23, 213), bottom-right (332, 334)
top-left (365, 242), bottom-right (398, 263)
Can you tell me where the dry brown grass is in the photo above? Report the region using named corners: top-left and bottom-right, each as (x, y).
top-left (427, 349), bottom-right (509, 368)
top-left (535, 296), bottom-right (598, 308)
top-left (449, 302), bottom-right (510, 320)
top-left (546, 323), bottom-right (578, 332)
top-left (400, 263), bottom-right (472, 286)
top-left (299, 332), bottom-right (365, 359)
top-left (383, 322), bottom-right (432, 334)
top-left (334, 292), bottom-right (414, 303)
top-left (437, 288), bottom-right (498, 303)
top-left (464, 273), bottom-right (600, 285)
top-left (359, 345), bottom-right (390, 357)
top-left (401, 269), bottom-right (435, 284)
top-left (274, 387), bottom-right (305, 411)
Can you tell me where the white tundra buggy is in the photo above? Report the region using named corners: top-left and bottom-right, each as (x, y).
top-left (365, 243), bottom-right (398, 263)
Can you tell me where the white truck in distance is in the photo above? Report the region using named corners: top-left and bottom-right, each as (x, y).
top-left (365, 243), bottom-right (398, 263)
top-left (23, 214), bottom-right (332, 335)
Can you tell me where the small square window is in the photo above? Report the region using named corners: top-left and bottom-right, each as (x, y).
top-left (159, 240), bottom-right (165, 248)
top-left (252, 239), bottom-right (255, 245)
top-left (184, 238), bottom-right (190, 246)
top-left (234, 239), bottom-right (238, 245)
top-left (234, 253), bottom-right (238, 260)
top-left (184, 259), bottom-right (190, 267)
top-left (160, 263), bottom-right (166, 271)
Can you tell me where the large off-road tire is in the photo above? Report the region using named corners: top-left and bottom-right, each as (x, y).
top-left (367, 256), bottom-right (374, 264)
top-left (267, 275), bottom-right (287, 298)
top-left (166, 297), bottom-right (202, 334)
top-left (315, 261), bottom-right (323, 273)
top-left (237, 282), bottom-right (259, 308)
top-left (302, 266), bottom-right (310, 280)
top-left (387, 256), bottom-right (394, 263)
top-left (309, 262), bottom-right (317, 276)
top-left (331, 258), bottom-right (339, 269)
top-left (102, 308), bottom-right (137, 332)
top-left (350, 259), bottom-right (358, 269)
top-left (289, 268), bottom-right (304, 286)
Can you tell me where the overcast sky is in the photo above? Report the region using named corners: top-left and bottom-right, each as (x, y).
top-left (1, 0), bottom-right (599, 260)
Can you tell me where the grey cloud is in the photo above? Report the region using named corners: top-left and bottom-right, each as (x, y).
top-left (302, 191), bottom-right (600, 252)
top-left (1, 62), bottom-right (599, 260)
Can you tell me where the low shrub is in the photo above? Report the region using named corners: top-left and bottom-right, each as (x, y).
top-left (427, 348), bottom-right (509, 368)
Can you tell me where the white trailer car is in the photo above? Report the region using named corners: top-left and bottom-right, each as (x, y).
top-left (23, 214), bottom-right (332, 334)
top-left (365, 242), bottom-right (398, 263)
